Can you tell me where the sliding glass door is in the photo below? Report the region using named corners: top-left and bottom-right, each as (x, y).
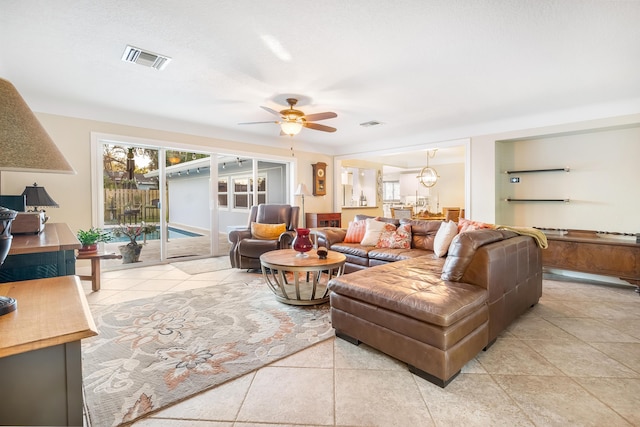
top-left (94, 134), bottom-right (294, 267)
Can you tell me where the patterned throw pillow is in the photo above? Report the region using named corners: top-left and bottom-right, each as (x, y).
top-left (360, 219), bottom-right (396, 246)
top-left (433, 220), bottom-right (458, 257)
top-left (457, 217), bottom-right (495, 233)
top-left (344, 220), bottom-right (367, 243)
top-left (376, 224), bottom-right (412, 249)
top-left (251, 222), bottom-right (287, 240)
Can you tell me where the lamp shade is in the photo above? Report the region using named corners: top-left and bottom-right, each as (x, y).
top-left (21, 183), bottom-right (59, 208)
top-left (294, 183), bottom-right (311, 197)
top-left (0, 78), bottom-right (75, 174)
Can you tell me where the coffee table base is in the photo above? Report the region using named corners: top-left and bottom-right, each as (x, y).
top-left (260, 249), bottom-right (347, 305)
top-left (262, 269), bottom-right (341, 305)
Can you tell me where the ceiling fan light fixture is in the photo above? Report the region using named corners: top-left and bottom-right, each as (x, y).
top-left (280, 120), bottom-right (303, 136)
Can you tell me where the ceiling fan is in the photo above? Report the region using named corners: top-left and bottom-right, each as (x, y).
top-left (239, 98), bottom-right (337, 136)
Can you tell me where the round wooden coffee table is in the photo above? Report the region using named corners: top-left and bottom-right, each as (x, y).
top-left (260, 249), bottom-right (346, 305)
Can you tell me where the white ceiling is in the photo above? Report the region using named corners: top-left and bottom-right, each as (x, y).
top-left (1, 0), bottom-right (639, 166)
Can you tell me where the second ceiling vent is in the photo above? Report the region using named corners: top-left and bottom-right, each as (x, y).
top-left (121, 45), bottom-right (171, 71)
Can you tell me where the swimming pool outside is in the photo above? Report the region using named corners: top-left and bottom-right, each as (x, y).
top-left (106, 226), bottom-right (203, 243)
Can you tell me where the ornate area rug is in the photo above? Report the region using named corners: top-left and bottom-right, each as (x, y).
top-left (170, 255), bottom-right (231, 275)
top-left (82, 277), bottom-right (333, 427)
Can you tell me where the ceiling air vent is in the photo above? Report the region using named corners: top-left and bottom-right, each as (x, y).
top-left (121, 45), bottom-right (171, 70)
top-left (360, 120), bottom-right (384, 127)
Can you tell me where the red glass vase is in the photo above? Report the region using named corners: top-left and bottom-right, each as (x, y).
top-left (292, 228), bottom-right (313, 257)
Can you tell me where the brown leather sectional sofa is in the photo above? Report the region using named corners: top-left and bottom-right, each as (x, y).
top-left (315, 216), bottom-right (543, 387)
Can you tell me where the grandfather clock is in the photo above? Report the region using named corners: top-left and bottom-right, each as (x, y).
top-left (311, 162), bottom-right (327, 196)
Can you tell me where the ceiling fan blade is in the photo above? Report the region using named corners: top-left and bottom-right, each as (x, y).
top-left (304, 122), bottom-right (337, 132)
top-left (238, 120), bottom-right (279, 125)
top-left (304, 112), bottom-right (337, 122)
top-left (260, 106), bottom-right (282, 117)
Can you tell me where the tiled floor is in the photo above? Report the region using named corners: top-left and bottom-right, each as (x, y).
top-left (80, 263), bottom-right (640, 426)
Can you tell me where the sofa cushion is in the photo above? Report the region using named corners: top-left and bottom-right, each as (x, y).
top-left (344, 219), bottom-right (367, 243)
top-left (376, 223), bottom-right (412, 249)
top-left (251, 222), bottom-right (286, 240)
top-left (328, 257), bottom-right (488, 327)
top-left (400, 219), bottom-right (441, 251)
top-left (368, 248), bottom-right (433, 263)
top-left (442, 229), bottom-right (516, 281)
top-left (433, 220), bottom-right (458, 257)
top-left (361, 219), bottom-right (396, 246)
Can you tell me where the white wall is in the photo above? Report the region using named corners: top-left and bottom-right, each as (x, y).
top-left (495, 124), bottom-right (640, 232)
top-left (168, 175), bottom-right (209, 230)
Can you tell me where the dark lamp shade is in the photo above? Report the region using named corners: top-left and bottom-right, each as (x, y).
top-left (0, 78), bottom-right (75, 174)
top-left (21, 183), bottom-right (59, 208)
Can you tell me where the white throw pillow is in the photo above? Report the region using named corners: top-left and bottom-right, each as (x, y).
top-left (360, 219), bottom-right (394, 246)
top-left (433, 220), bottom-right (459, 257)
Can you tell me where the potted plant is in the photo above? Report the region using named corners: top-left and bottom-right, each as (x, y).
top-left (111, 222), bottom-right (156, 263)
top-left (77, 227), bottom-right (113, 253)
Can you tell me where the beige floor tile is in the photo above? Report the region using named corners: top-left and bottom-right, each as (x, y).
top-left (547, 317), bottom-right (639, 343)
top-left (530, 298), bottom-right (588, 318)
top-left (234, 424), bottom-right (326, 427)
top-left (417, 373), bottom-right (533, 426)
top-left (334, 338), bottom-right (407, 371)
top-left (571, 300), bottom-right (640, 321)
top-left (477, 338), bottom-right (565, 376)
top-left (236, 367), bottom-right (334, 425)
top-left (132, 418), bottom-right (232, 426)
top-left (271, 339), bottom-right (334, 369)
top-left (589, 342), bottom-right (640, 374)
top-left (494, 375), bottom-right (632, 426)
top-left (150, 372), bottom-right (254, 422)
top-left (460, 356), bottom-right (487, 374)
top-left (84, 289), bottom-right (121, 304)
top-left (573, 377), bottom-right (640, 425)
top-left (100, 277), bottom-right (148, 290)
top-left (528, 339), bottom-right (639, 378)
top-left (335, 369), bottom-right (434, 426)
top-left (504, 316), bottom-right (578, 341)
top-left (599, 317), bottom-right (640, 340)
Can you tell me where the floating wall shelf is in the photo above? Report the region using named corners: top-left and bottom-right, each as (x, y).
top-left (505, 167), bottom-right (570, 174)
top-left (505, 198), bottom-right (570, 203)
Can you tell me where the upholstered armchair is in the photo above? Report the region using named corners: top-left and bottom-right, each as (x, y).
top-left (228, 204), bottom-right (300, 270)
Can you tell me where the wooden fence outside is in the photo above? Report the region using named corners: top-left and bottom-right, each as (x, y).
top-left (104, 189), bottom-right (161, 224)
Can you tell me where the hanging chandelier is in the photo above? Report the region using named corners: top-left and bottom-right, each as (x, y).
top-left (417, 149), bottom-right (439, 188)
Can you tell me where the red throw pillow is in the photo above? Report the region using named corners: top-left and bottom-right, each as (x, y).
top-left (457, 217), bottom-right (495, 233)
top-left (344, 219), bottom-right (367, 243)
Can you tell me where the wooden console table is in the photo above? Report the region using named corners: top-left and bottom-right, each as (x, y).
top-left (0, 223), bottom-right (81, 282)
top-left (541, 229), bottom-right (640, 292)
top-left (0, 276), bottom-right (98, 426)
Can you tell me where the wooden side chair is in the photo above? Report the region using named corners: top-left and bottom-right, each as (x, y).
top-left (443, 207), bottom-right (461, 222)
top-left (391, 207), bottom-right (414, 219)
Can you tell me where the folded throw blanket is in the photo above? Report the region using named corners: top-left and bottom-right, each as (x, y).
top-left (496, 225), bottom-right (548, 249)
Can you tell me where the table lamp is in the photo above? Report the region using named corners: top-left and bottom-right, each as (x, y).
top-left (21, 182), bottom-right (59, 222)
top-left (0, 77), bottom-right (75, 315)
